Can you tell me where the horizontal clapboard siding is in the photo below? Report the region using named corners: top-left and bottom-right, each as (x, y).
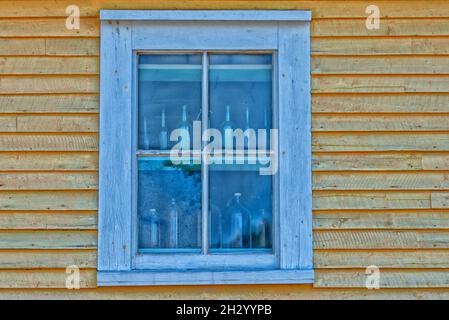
top-left (0, 0), bottom-right (448, 298)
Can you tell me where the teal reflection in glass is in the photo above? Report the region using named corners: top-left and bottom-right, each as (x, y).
top-left (137, 157), bottom-right (201, 252)
top-left (138, 54), bottom-right (202, 150)
top-left (209, 53), bottom-right (272, 151)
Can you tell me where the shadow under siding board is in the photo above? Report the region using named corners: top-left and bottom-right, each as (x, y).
top-left (313, 191), bottom-right (431, 210)
top-left (0, 152), bottom-right (98, 171)
top-left (315, 250), bottom-right (449, 269)
top-left (0, 190), bottom-right (97, 211)
top-left (0, 212), bottom-right (97, 230)
top-left (313, 133), bottom-right (449, 152)
top-left (312, 94), bottom-right (449, 113)
top-left (314, 230), bottom-right (449, 249)
top-left (0, 57), bottom-right (99, 75)
top-left (313, 211), bottom-right (449, 229)
top-left (312, 38), bottom-right (449, 56)
top-left (0, 172), bottom-right (98, 190)
top-left (0, 230), bottom-right (97, 249)
top-left (0, 134), bottom-right (98, 151)
top-left (0, 95), bottom-right (99, 114)
top-left (0, 250), bottom-right (97, 269)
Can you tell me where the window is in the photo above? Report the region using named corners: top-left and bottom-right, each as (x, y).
top-left (98, 10), bottom-right (312, 286)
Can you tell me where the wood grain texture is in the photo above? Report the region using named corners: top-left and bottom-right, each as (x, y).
top-left (0, 76), bottom-right (98, 94)
top-left (0, 134), bottom-right (97, 151)
top-left (312, 38), bottom-right (449, 56)
top-left (313, 191), bottom-right (431, 210)
top-left (313, 153), bottom-right (424, 171)
top-left (313, 133), bottom-right (449, 152)
top-left (16, 115), bottom-right (98, 132)
top-left (313, 211), bottom-right (449, 229)
top-left (0, 57), bottom-right (99, 75)
top-left (0, 269), bottom-right (96, 288)
top-left (0, 152), bottom-right (98, 171)
top-left (313, 57), bottom-right (449, 75)
top-left (0, 18), bottom-right (98, 37)
top-left (0, 212), bottom-right (97, 230)
top-left (432, 193), bottom-right (449, 208)
top-left (0, 39), bottom-right (45, 55)
top-left (313, 76), bottom-right (449, 93)
top-left (313, 172), bottom-right (449, 190)
top-left (0, 250), bottom-right (96, 269)
top-left (0, 191), bottom-right (97, 210)
top-left (312, 94), bottom-right (449, 113)
top-left (315, 250), bottom-right (449, 269)
top-left (313, 115), bottom-right (449, 132)
top-left (0, 231), bottom-right (96, 249)
top-left (315, 270), bottom-right (449, 288)
top-left (0, 172), bottom-right (97, 190)
top-left (312, 19), bottom-right (449, 37)
top-left (45, 39), bottom-right (99, 56)
top-left (0, 95), bottom-right (99, 114)
top-left (314, 230), bottom-right (449, 249)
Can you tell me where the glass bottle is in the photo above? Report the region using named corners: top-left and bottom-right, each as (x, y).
top-left (251, 208), bottom-right (270, 248)
top-left (224, 193), bottom-right (251, 248)
top-left (178, 105), bottom-right (191, 150)
top-left (221, 105), bottom-right (234, 151)
top-left (142, 116), bottom-right (150, 150)
top-left (160, 108), bottom-right (168, 150)
top-left (209, 202), bottom-right (222, 249)
top-left (165, 198), bottom-right (180, 248)
top-left (178, 195), bottom-right (201, 248)
top-left (139, 208), bottom-right (159, 248)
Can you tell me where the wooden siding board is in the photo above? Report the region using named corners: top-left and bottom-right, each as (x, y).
top-left (0, 231), bottom-right (97, 249)
top-left (0, 212), bottom-right (97, 230)
top-left (0, 250), bottom-right (97, 269)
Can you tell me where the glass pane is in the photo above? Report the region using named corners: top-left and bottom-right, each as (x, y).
top-left (208, 54), bottom-right (274, 251)
top-left (209, 165), bottom-right (272, 251)
top-left (208, 53), bottom-right (272, 151)
top-left (138, 54), bottom-right (202, 150)
top-left (137, 156), bottom-right (202, 252)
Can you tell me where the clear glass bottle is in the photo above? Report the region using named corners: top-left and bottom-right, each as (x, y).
top-left (178, 195), bottom-right (201, 248)
top-left (178, 105), bottom-right (191, 150)
top-left (221, 105), bottom-right (234, 151)
top-left (139, 208), bottom-right (159, 248)
top-left (165, 198), bottom-right (180, 248)
top-left (160, 108), bottom-right (168, 150)
top-left (209, 202), bottom-right (222, 249)
top-left (251, 208), bottom-right (270, 248)
top-left (224, 193), bottom-right (251, 248)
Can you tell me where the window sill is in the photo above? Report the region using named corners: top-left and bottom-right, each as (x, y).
top-left (97, 269), bottom-right (314, 286)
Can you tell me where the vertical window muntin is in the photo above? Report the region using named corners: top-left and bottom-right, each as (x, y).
top-left (136, 50), bottom-right (277, 257)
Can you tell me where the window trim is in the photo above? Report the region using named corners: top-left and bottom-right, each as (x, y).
top-left (98, 10), bottom-right (312, 286)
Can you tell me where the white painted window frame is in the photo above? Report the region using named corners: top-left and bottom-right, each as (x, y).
top-left (98, 10), bottom-right (312, 286)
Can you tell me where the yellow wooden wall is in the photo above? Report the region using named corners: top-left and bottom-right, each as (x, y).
top-left (1, 0), bottom-right (449, 299)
